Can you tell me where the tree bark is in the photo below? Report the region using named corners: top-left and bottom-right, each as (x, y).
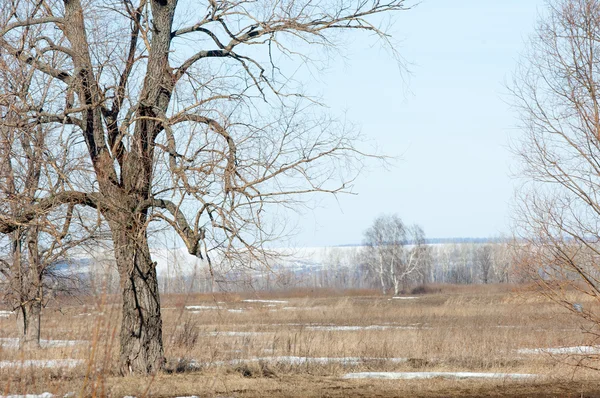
top-left (391, 258), bottom-right (400, 296)
top-left (19, 298), bottom-right (41, 349)
top-left (11, 229), bottom-right (41, 349)
top-left (22, 228), bottom-right (42, 349)
top-left (111, 220), bottom-right (164, 374)
top-left (379, 271), bottom-right (387, 295)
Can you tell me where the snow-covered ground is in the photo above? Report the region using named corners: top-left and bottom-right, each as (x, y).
top-left (0, 338), bottom-right (87, 349)
top-left (343, 372), bottom-right (537, 380)
top-left (306, 325), bottom-right (422, 331)
top-left (184, 306), bottom-right (244, 313)
top-left (0, 359), bottom-right (83, 369)
top-left (146, 246), bottom-right (364, 277)
top-left (517, 346), bottom-right (600, 355)
top-left (206, 331), bottom-right (272, 337)
top-left (242, 300), bottom-right (288, 304)
top-left (200, 356), bottom-right (408, 366)
top-left (185, 305), bottom-right (220, 310)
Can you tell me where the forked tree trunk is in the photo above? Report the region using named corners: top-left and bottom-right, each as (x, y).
top-left (12, 230), bottom-right (42, 349)
top-left (111, 221), bottom-right (164, 374)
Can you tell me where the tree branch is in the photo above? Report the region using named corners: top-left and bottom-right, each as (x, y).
top-left (0, 191), bottom-right (98, 234)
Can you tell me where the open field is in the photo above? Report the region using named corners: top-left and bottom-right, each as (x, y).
top-left (2, 284), bottom-right (600, 397)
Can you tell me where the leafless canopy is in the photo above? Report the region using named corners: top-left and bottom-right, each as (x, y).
top-left (0, 37), bottom-right (99, 348)
top-left (0, 0), bottom-right (409, 373)
top-left (512, 0), bottom-right (600, 340)
top-left (362, 214), bottom-right (427, 295)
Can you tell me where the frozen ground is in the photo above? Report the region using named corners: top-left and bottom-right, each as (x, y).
top-left (343, 372), bottom-right (537, 380)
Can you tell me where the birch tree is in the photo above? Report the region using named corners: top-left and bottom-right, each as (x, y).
top-left (362, 214), bottom-right (426, 295)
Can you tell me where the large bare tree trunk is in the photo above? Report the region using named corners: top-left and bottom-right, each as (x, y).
top-left (12, 229), bottom-right (42, 349)
top-left (19, 298), bottom-right (41, 349)
top-left (22, 229), bottom-right (42, 349)
top-left (111, 220), bottom-right (164, 374)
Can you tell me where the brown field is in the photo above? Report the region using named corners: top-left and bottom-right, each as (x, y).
top-left (2, 284), bottom-right (600, 397)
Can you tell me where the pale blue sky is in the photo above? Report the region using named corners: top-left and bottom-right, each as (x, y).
top-left (293, 0), bottom-right (543, 246)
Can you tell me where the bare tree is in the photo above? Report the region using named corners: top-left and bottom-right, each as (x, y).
top-left (405, 224), bottom-right (428, 288)
top-left (491, 239), bottom-right (513, 283)
top-left (0, 49), bottom-right (97, 348)
top-left (0, 0), bottom-right (409, 373)
top-left (362, 214), bottom-right (426, 295)
top-left (475, 244), bottom-right (493, 284)
top-left (512, 0), bottom-right (600, 347)
top-left (363, 214), bottom-right (404, 294)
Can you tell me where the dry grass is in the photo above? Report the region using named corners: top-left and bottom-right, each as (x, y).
top-left (1, 284), bottom-right (600, 397)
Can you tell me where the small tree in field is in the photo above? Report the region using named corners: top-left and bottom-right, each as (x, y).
top-left (475, 245), bottom-right (493, 284)
top-left (0, 53), bottom-right (96, 348)
top-left (0, 0), bottom-right (410, 373)
top-left (513, 0), bottom-right (600, 354)
top-left (362, 214), bottom-right (427, 295)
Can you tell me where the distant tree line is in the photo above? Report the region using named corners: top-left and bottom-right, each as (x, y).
top-left (116, 239), bottom-right (518, 295)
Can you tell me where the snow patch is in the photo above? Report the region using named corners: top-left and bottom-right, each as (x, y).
top-left (0, 393), bottom-right (55, 398)
top-left (242, 300), bottom-right (288, 304)
top-left (0, 338), bottom-right (86, 349)
top-left (74, 312), bottom-right (103, 317)
top-left (185, 305), bottom-right (220, 310)
top-left (42, 340), bottom-right (86, 348)
top-left (227, 309), bottom-right (244, 313)
top-left (207, 332), bottom-right (270, 337)
top-left (517, 346), bottom-right (600, 355)
top-left (307, 325), bottom-right (421, 331)
top-left (390, 297), bottom-right (419, 300)
top-left (343, 372), bottom-right (536, 380)
top-left (204, 356), bottom-right (407, 366)
top-left (0, 311), bottom-right (14, 318)
top-left (0, 359), bottom-right (83, 369)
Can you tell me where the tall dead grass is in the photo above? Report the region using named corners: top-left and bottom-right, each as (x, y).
top-left (0, 284), bottom-right (598, 396)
